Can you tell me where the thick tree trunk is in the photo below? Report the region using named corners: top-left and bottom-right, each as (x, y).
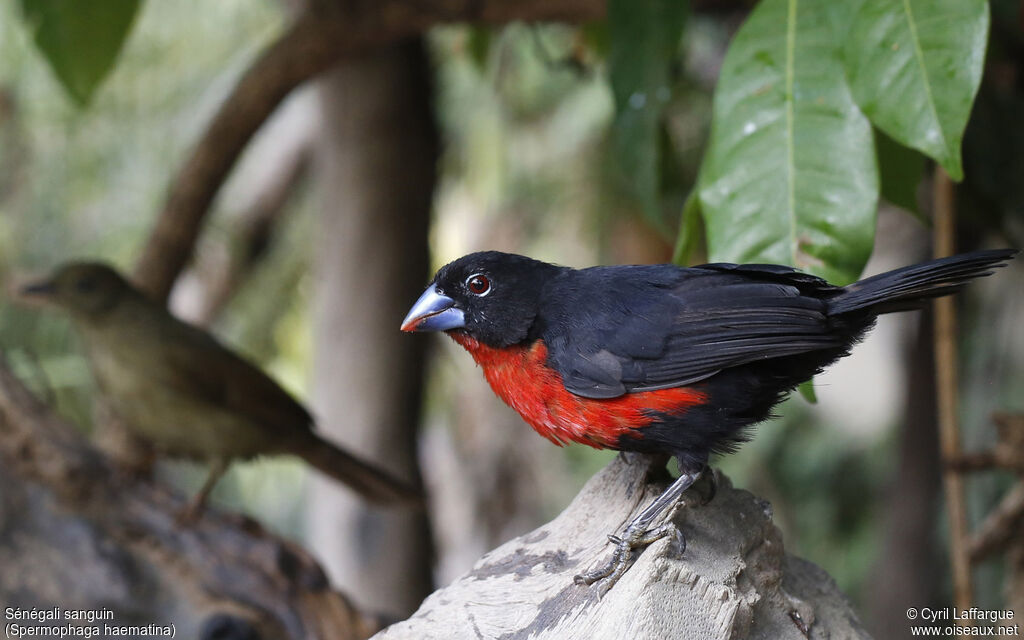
top-left (307, 38), bottom-right (437, 617)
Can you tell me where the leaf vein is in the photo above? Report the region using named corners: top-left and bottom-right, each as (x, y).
top-left (901, 0), bottom-right (948, 155)
top-left (785, 0), bottom-right (798, 267)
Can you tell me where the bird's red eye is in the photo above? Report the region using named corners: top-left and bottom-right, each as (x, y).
top-left (466, 274), bottom-right (490, 295)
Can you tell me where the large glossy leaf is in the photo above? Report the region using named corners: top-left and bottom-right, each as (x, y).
top-left (19, 0), bottom-right (141, 106)
top-left (672, 189), bottom-right (702, 265)
top-left (697, 0), bottom-right (878, 285)
top-left (844, 0), bottom-right (988, 181)
top-left (607, 0), bottom-right (687, 229)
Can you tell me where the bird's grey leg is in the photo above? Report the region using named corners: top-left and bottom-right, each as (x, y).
top-left (574, 463), bottom-right (707, 587)
top-left (178, 457), bottom-right (230, 523)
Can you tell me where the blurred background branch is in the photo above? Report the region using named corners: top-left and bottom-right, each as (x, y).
top-left (132, 0), bottom-right (608, 303)
top-left (932, 166), bottom-right (975, 627)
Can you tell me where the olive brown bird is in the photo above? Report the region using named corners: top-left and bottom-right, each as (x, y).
top-left (402, 248), bottom-right (1016, 586)
top-left (22, 262), bottom-right (419, 519)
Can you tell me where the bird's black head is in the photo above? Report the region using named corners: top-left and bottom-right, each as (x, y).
top-left (401, 251), bottom-right (566, 347)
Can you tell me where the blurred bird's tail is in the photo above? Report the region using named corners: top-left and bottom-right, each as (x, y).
top-left (290, 432), bottom-right (423, 506)
top-left (827, 249), bottom-right (1017, 316)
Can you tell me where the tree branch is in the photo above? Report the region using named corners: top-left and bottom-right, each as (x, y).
top-left (132, 0), bottom-right (605, 301)
top-left (969, 482), bottom-right (1024, 563)
top-left (133, 12), bottom-right (341, 301)
top-left (171, 92), bottom-right (314, 327)
top-left (932, 166), bottom-right (975, 616)
top-left (948, 414), bottom-right (1024, 473)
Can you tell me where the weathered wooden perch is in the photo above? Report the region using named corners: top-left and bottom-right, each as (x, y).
top-left (376, 454), bottom-right (871, 640)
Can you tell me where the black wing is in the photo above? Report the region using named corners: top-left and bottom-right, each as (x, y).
top-left (540, 263), bottom-right (846, 399)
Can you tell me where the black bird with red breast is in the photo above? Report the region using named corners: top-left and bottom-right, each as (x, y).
top-left (402, 248), bottom-right (1016, 586)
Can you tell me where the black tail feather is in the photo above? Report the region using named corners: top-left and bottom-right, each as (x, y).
top-left (828, 249), bottom-right (1017, 316)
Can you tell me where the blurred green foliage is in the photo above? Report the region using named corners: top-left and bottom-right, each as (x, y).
top-left (606, 0), bottom-right (686, 230)
top-left (19, 0), bottom-right (141, 106)
top-left (0, 0), bottom-right (282, 267)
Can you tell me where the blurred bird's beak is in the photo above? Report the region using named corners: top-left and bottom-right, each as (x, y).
top-left (401, 286), bottom-right (465, 332)
top-left (19, 280), bottom-right (56, 298)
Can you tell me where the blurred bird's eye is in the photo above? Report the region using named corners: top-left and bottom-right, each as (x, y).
top-left (466, 274), bottom-right (490, 296)
top-left (75, 278), bottom-right (97, 293)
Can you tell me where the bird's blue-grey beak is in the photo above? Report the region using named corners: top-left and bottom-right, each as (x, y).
top-left (401, 286), bottom-right (465, 332)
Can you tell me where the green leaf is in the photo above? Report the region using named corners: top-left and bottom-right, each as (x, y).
top-left (607, 0), bottom-right (687, 229)
top-left (798, 379), bottom-right (817, 403)
top-left (580, 22), bottom-right (610, 58)
top-left (672, 189), bottom-right (702, 265)
top-left (19, 0), bottom-right (141, 106)
top-left (875, 127), bottom-right (926, 220)
top-left (844, 0), bottom-right (989, 181)
top-left (698, 0), bottom-right (878, 285)
top-left (466, 27), bottom-right (493, 71)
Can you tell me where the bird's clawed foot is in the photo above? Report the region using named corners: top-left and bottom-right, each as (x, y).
top-left (175, 499), bottom-right (204, 526)
top-left (573, 521), bottom-right (685, 587)
top-left (174, 458), bottom-right (229, 526)
top-left (574, 463), bottom-right (707, 589)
